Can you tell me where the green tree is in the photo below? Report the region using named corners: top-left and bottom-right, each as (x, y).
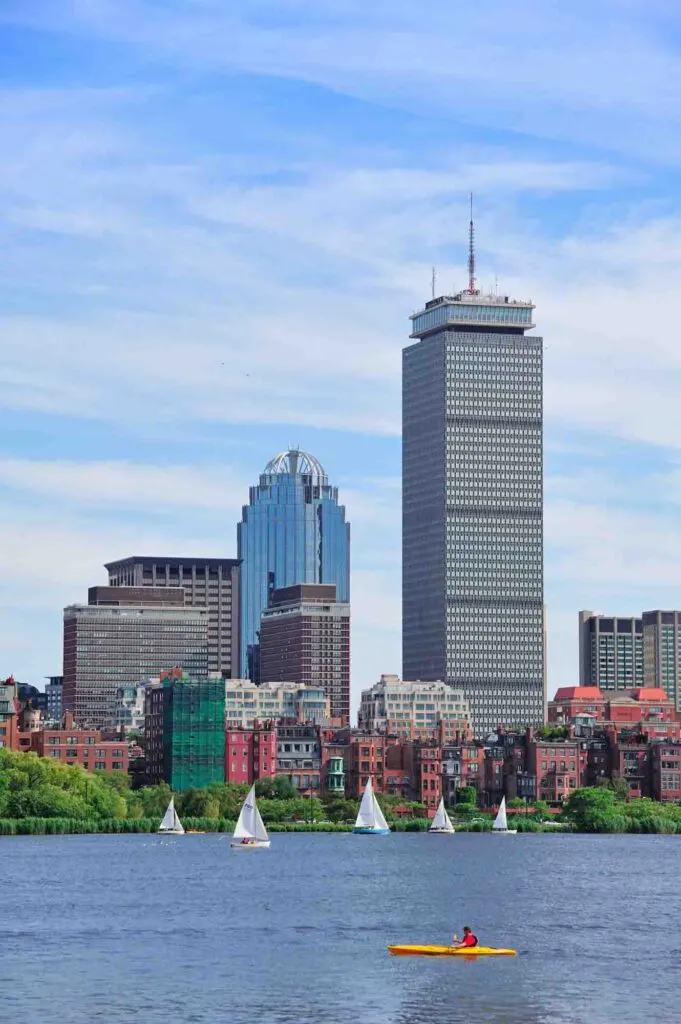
top-left (455, 786), bottom-right (478, 806)
top-left (562, 788), bottom-right (627, 832)
top-left (536, 725), bottom-right (570, 740)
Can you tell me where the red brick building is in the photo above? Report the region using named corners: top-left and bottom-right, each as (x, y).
top-left (526, 731), bottom-right (583, 804)
top-left (415, 742), bottom-right (442, 813)
top-left (0, 677), bottom-right (19, 751)
top-left (31, 712), bottom-right (128, 773)
top-left (610, 729), bottom-right (650, 797)
top-left (225, 721), bottom-right (277, 785)
top-left (550, 687), bottom-right (676, 726)
top-left (650, 742), bottom-right (681, 802)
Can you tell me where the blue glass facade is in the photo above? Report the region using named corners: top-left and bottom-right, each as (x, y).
top-left (237, 450), bottom-right (350, 680)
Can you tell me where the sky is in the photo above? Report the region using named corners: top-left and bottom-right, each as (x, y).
top-left (3, 1), bottom-right (681, 711)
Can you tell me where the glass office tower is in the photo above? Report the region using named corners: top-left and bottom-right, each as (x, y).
top-left (238, 449), bottom-right (350, 680)
top-left (403, 286), bottom-right (544, 737)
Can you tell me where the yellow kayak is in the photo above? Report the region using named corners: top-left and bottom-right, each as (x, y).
top-left (388, 944), bottom-right (517, 957)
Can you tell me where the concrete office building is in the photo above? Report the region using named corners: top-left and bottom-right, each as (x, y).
top-left (259, 584), bottom-right (351, 724)
top-left (45, 676), bottom-right (63, 723)
top-left (578, 611), bottom-right (644, 690)
top-left (403, 216), bottom-right (544, 736)
top-left (63, 605), bottom-right (209, 727)
top-left (105, 556), bottom-right (240, 678)
top-left (643, 611), bottom-right (681, 709)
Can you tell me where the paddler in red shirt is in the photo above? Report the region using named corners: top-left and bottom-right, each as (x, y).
top-left (452, 926), bottom-right (478, 948)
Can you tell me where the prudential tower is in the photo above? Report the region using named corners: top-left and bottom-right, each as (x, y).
top-left (402, 208), bottom-right (544, 736)
top-left (238, 449), bottom-right (350, 680)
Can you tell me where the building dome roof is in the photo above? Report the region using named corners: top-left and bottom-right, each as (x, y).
top-left (263, 449), bottom-right (327, 482)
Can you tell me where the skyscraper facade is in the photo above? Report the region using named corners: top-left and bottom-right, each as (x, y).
top-left (237, 450), bottom-right (350, 680)
top-left (642, 610), bottom-right (681, 709)
top-left (259, 583), bottom-right (351, 723)
top-left (403, 252), bottom-right (544, 736)
top-left (578, 610), bottom-right (644, 690)
top-left (63, 605), bottom-right (209, 727)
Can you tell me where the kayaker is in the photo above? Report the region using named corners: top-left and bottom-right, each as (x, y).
top-left (452, 926), bottom-right (478, 948)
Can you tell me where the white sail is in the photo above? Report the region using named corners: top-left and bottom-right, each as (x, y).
top-left (233, 785), bottom-right (269, 842)
top-left (355, 778), bottom-right (377, 829)
top-left (492, 796), bottom-right (508, 831)
top-left (354, 778), bottom-right (390, 832)
top-left (159, 797), bottom-right (184, 834)
top-left (372, 791), bottom-right (390, 832)
top-left (429, 798), bottom-right (454, 833)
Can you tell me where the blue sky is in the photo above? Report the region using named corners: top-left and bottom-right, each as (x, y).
top-left (3, 1), bottom-right (681, 709)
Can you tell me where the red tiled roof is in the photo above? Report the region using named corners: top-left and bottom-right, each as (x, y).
top-left (552, 687), bottom-right (603, 701)
top-left (629, 688), bottom-right (670, 702)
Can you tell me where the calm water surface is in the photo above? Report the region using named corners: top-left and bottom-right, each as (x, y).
top-left (1, 832), bottom-right (679, 1023)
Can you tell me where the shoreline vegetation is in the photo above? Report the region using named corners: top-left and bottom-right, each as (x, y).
top-left (2, 749), bottom-right (681, 836)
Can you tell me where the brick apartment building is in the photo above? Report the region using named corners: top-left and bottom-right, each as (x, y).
top-left (31, 712), bottom-right (128, 773)
top-left (225, 721), bottom-right (277, 785)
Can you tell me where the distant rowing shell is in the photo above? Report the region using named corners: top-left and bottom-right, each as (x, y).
top-left (388, 944), bottom-right (517, 957)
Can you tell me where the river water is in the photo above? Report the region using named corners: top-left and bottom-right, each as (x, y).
top-left (1, 832), bottom-right (678, 1023)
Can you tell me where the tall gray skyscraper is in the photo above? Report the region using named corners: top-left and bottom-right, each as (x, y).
top-left (403, 218), bottom-right (544, 736)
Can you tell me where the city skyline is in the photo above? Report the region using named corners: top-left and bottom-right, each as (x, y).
top-left (4, 4), bottom-right (681, 711)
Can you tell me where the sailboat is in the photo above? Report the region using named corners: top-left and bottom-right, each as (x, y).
top-left (353, 777), bottom-right (391, 834)
top-left (491, 796), bottom-right (517, 835)
top-left (428, 797), bottom-right (455, 834)
top-left (158, 797), bottom-right (184, 835)
top-left (230, 784), bottom-right (270, 849)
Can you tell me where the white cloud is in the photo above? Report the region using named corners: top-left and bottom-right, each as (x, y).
top-left (7, 0), bottom-right (681, 161)
top-left (0, 459), bottom-right (248, 515)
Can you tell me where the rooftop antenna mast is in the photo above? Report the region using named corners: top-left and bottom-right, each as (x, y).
top-left (431, 266), bottom-right (437, 299)
top-left (467, 192), bottom-right (477, 294)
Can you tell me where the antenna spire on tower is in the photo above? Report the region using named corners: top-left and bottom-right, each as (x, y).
top-left (431, 266), bottom-right (437, 299)
top-left (467, 192), bottom-right (477, 294)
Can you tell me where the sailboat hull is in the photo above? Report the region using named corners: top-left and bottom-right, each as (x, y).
top-left (428, 828), bottom-right (455, 834)
top-left (492, 829), bottom-right (518, 835)
top-left (157, 828), bottom-right (184, 835)
top-left (230, 839), bottom-right (271, 849)
top-left (352, 827), bottom-right (390, 835)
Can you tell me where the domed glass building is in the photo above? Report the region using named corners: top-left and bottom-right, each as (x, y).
top-left (237, 449), bottom-right (350, 680)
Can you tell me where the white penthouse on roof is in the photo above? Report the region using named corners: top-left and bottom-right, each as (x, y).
top-left (358, 675), bottom-right (470, 738)
top-left (224, 679), bottom-right (330, 728)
